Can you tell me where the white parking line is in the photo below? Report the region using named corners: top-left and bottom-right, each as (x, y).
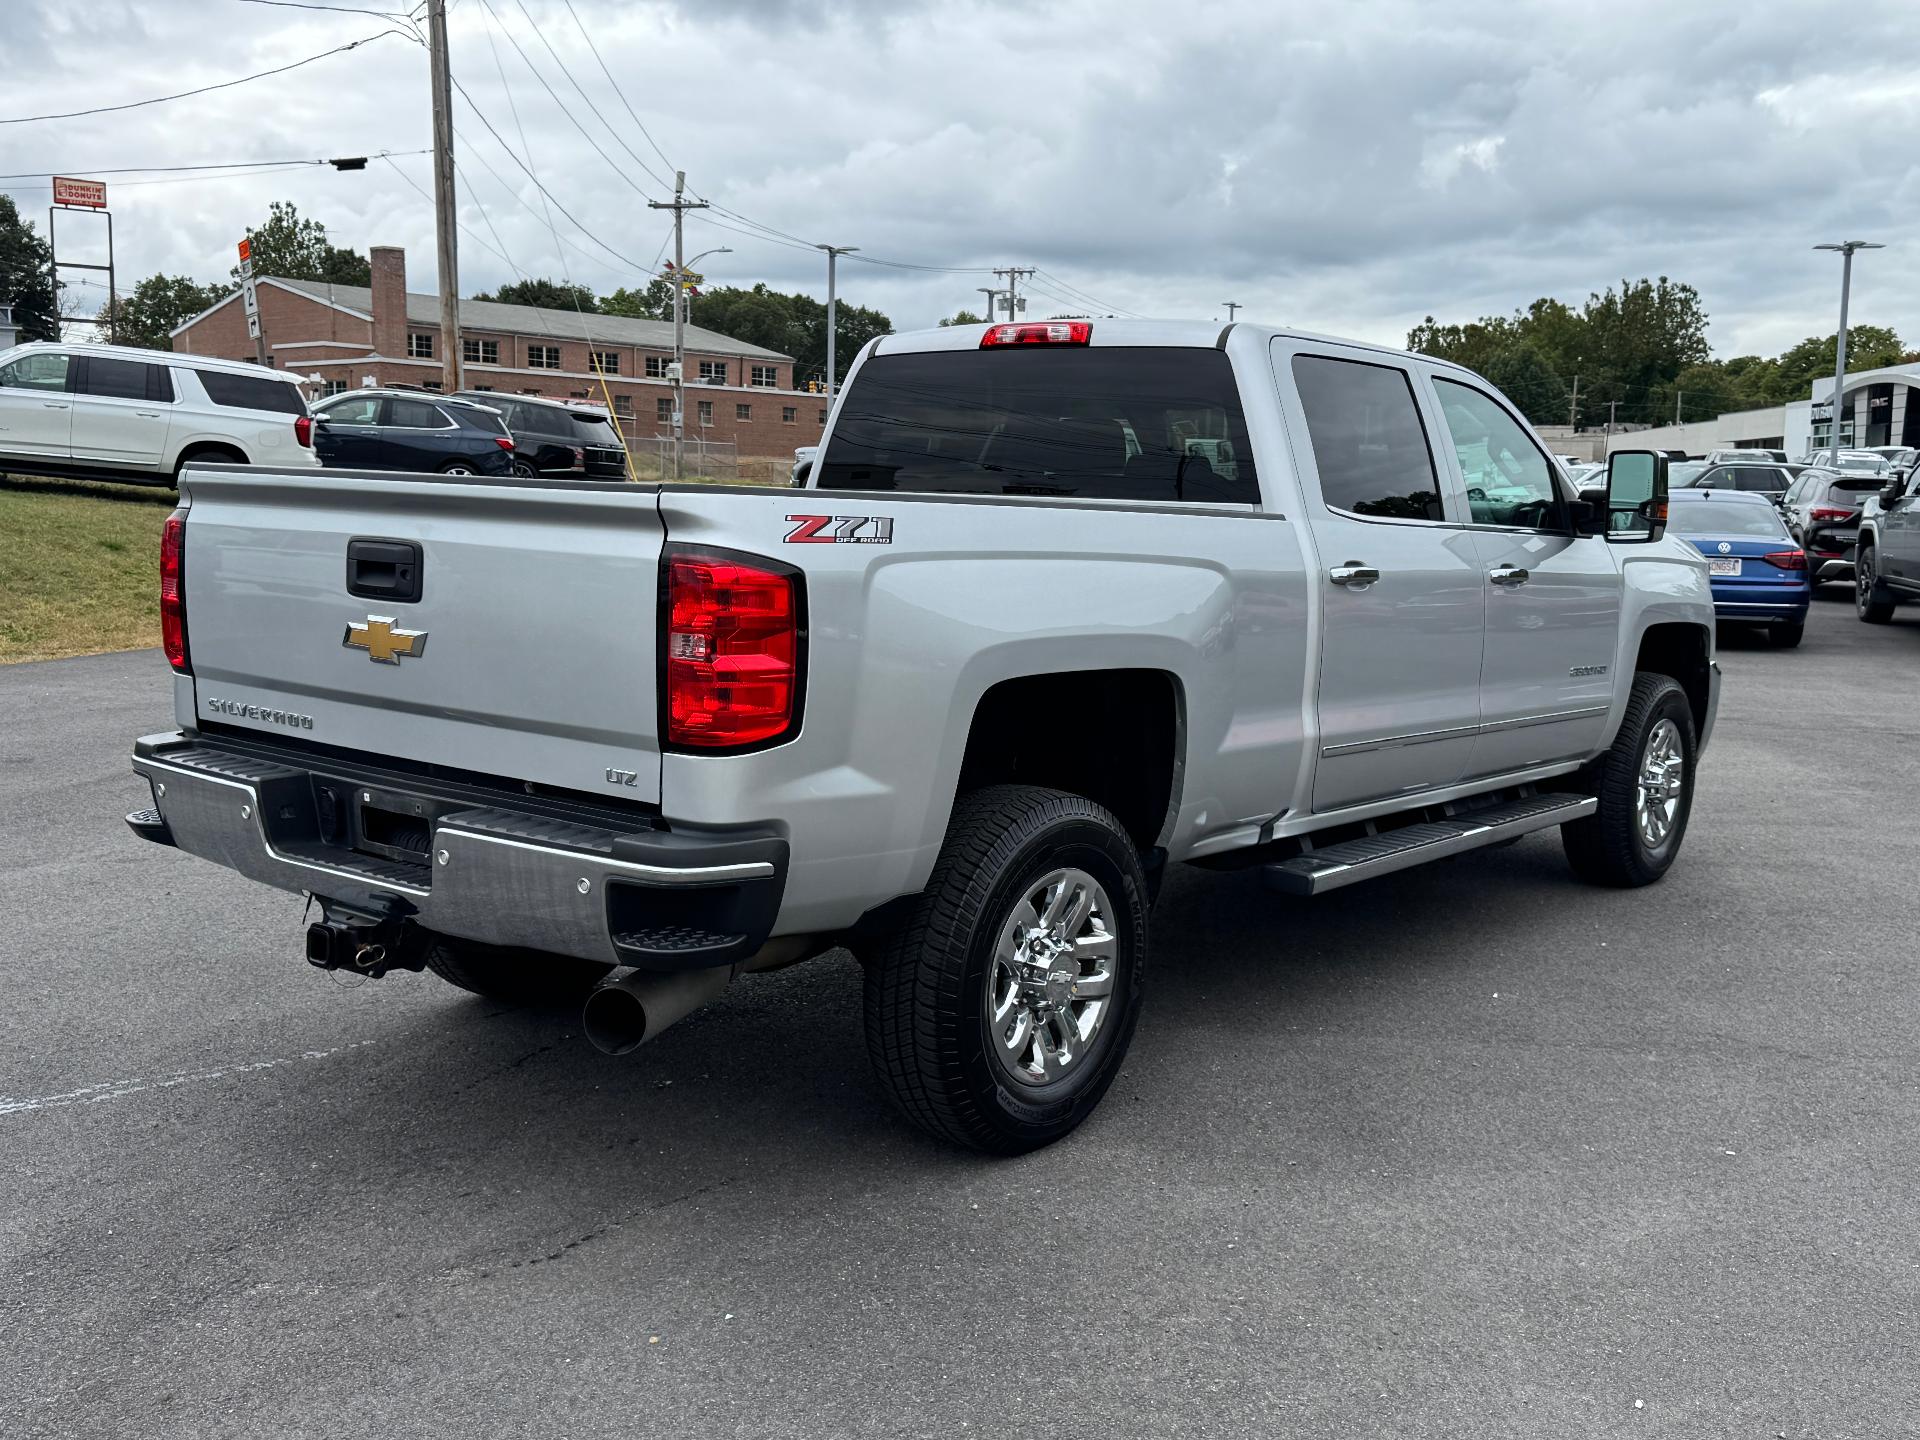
top-left (0, 1040), bottom-right (378, 1117)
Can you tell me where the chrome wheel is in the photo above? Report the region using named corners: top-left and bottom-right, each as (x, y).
top-left (443, 464), bottom-right (474, 475)
top-left (1857, 551), bottom-right (1874, 614)
top-left (1635, 717), bottom-right (1685, 848)
top-left (985, 866), bottom-right (1117, 1087)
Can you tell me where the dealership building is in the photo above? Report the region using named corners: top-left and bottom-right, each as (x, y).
top-left (170, 245), bottom-right (827, 454)
top-left (1607, 361), bottom-right (1920, 458)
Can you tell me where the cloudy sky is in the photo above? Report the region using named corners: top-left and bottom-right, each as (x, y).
top-left (5, 0), bottom-right (1918, 360)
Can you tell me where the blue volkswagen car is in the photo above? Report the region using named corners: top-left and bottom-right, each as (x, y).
top-left (1666, 488), bottom-right (1811, 648)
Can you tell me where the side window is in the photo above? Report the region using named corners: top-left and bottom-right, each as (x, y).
top-left (81, 356), bottom-right (151, 401)
top-left (196, 371), bottom-right (307, 415)
top-left (385, 397), bottom-right (444, 428)
top-left (320, 395), bottom-right (380, 426)
top-left (1736, 467), bottom-right (1779, 492)
top-left (0, 352), bottom-right (72, 391)
top-left (1433, 379), bottom-right (1563, 528)
top-left (1290, 355), bottom-right (1442, 521)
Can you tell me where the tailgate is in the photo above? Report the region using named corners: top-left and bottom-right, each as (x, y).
top-left (179, 470), bottom-right (665, 803)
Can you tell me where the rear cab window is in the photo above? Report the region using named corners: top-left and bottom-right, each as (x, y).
top-left (817, 347), bottom-right (1260, 505)
top-left (196, 369), bottom-right (307, 416)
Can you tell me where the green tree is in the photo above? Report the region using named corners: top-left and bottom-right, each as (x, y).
top-left (1773, 324), bottom-right (1902, 397)
top-left (686, 283), bottom-right (891, 387)
top-left (938, 308), bottom-right (985, 327)
top-left (1479, 341), bottom-right (1566, 425)
top-left (602, 276), bottom-right (675, 320)
top-left (0, 195), bottom-right (59, 342)
top-left (98, 273), bottom-right (230, 351)
top-left (233, 201), bottom-right (369, 285)
top-left (474, 277), bottom-right (599, 312)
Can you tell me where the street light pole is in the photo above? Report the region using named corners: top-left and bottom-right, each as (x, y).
top-left (1222, 301), bottom-right (1241, 321)
top-left (816, 244), bottom-right (858, 400)
top-left (1815, 240), bottom-right (1884, 453)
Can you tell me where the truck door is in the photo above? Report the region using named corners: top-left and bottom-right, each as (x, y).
top-left (1277, 343), bottom-right (1487, 813)
top-left (1425, 375), bottom-right (1621, 777)
top-left (1880, 472), bottom-right (1920, 580)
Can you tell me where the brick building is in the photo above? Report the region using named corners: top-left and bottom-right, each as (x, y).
top-left (170, 245), bottom-right (827, 455)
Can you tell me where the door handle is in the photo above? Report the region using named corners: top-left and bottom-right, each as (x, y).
top-left (136, 411), bottom-right (160, 419)
top-left (1328, 562), bottom-right (1379, 588)
top-left (43, 401), bottom-right (69, 409)
top-left (1488, 565), bottom-right (1530, 587)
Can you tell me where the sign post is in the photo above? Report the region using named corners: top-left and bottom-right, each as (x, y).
top-left (48, 177), bottom-right (115, 342)
top-left (237, 237), bottom-right (268, 366)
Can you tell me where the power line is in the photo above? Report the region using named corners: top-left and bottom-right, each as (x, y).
top-left (561, 0), bottom-right (677, 179)
top-left (235, 0), bottom-right (422, 16)
top-left (507, 0), bottom-right (672, 192)
top-left (0, 30), bottom-right (414, 125)
top-left (0, 151), bottom-right (425, 181)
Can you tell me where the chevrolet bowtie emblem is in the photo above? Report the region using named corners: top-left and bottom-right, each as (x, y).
top-left (343, 616), bottom-right (428, 664)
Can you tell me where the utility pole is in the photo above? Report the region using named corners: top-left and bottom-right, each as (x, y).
top-left (1605, 399), bottom-right (1620, 440)
top-left (1674, 389), bottom-right (1682, 426)
top-left (1222, 301), bottom-right (1241, 321)
top-left (815, 244), bottom-right (858, 401)
top-left (1815, 240), bottom-right (1883, 453)
top-left (649, 172), bottom-right (709, 479)
top-left (977, 287), bottom-right (1005, 324)
top-left (994, 266), bottom-right (1034, 322)
top-left (426, 0), bottom-right (463, 392)
top-left (1568, 374), bottom-right (1580, 429)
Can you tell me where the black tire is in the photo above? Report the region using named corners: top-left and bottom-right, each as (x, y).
top-left (438, 461), bottom-right (478, 476)
top-left (1770, 620), bottom-right (1806, 648)
top-left (510, 459), bottom-right (537, 478)
top-left (1562, 672), bottom-right (1697, 888)
top-left (1856, 543), bottom-right (1896, 623)
top-left (863, 785), bottom-right (1149, 1155)
top-left (423, 934), bottom-right (613, 1005)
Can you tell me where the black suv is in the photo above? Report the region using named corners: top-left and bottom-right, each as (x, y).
top-left (310, 390), bottom-right (514, 475)
top-left (453, 392), bottom-right (628, 478)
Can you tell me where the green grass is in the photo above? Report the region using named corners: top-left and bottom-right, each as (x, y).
top-left (0, 474), bottom-right (175, 663)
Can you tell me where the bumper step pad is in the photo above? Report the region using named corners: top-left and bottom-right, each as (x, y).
top-left (1263, 791), bottom-right (1597, 895)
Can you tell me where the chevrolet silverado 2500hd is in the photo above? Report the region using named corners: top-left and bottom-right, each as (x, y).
top-left (128, 319), bottom-right (1718, 1153)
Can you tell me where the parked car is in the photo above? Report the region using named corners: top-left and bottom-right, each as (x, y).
top-left (1666, 488), bottom-right (1809, 646)
top-left (1859, 445), bottom-right (1918, 473)
top-left (1779, 467), bottom-right (1883, 585)
top-left (310, 389), bottom-right (514, 475)
top-left (127, 320), bottom-right (1720, 1154)
top-left (1679, 460), bottom-right (1796, 502)
top-left (1705, 447), bottom-right (1789, 465)
top-left (1853, 468), bottom-right (1920, 623)
top-left (790, 444), bottom-right (819, 486)
top-left (452, 391), bottom-right (627, 479)
top-left (0, 340), bottom-right (316, 487)
top-left (1799, 448), bottom-right (1893, 474)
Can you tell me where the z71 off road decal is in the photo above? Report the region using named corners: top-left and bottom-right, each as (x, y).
top-left (785, 514), bottom-right (893, 544)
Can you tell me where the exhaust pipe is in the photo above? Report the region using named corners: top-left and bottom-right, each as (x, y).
top-left (581, 967), bottom-right (733, 1055)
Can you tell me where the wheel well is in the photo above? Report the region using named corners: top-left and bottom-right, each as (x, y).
top-left (955, 669), bottom-right (1181, 852)
top-left (1636, 623), bottom-right (1711, 736)
top-left (174, 442), bottom-right (247, 473)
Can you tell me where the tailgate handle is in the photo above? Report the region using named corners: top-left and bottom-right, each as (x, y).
top-left (346, 538), bottom-right (423, 604)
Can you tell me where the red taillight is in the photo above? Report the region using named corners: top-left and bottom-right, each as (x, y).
top-left (664, 551), bottom-right (800, 748)
top-left (981, 321), bottom-right (1092, 348)
top-left (1808, 506), bottom-right (1853, 521)
top-left (294, 415), bottom-right (313, 447)
top-left (160, 509), bottom-right (189, 673)
top-left (495, 436), bottom-right (515, 451)
top-left (1762, 549), bottom-right (1807, 571)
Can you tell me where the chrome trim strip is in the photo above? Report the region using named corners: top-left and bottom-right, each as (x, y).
top-left (1478, 704), bottom-right (1609, 735)
top-left (1321, 723), bottom-right (1478, 758)
top-left (136, 755), bottom-right (432, 897)
top-left (433, 826), bottom-right (775, 885)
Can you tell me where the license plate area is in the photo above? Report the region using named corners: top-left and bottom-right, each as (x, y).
top-left (1709, 558), bottom-right (1742, 576)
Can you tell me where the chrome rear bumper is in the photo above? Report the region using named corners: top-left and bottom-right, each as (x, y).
top-left (130, 732), bottom-right (786, 969)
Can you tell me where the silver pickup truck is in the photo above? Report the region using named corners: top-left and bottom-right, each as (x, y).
top-left (129, 319), bottom-right (1718, 1153)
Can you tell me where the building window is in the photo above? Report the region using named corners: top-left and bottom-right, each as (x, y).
top-left (463, 337), bottom-right (499, 365)
top-left (472, 384), bottom-right (495, 392)
top-left (422, 380), bottom-right (443, 392)
top-left (736, 403), bottom-right (752, 421)
top-left (698, 360), bottom-right (727, 384)
top-left (697, 400), bottom-right (713, 427)
top-left (645, 355), bottom-right (667, 377)
top-left (782, 406), bottom-right (797, 424)
top-left (614, 394), bottom-right (633, 417)
top-left (520, 388), bottom-right (543, 396)
top-left (818, 409), bottom-right (828, 424)
top-left (591, 350), bottom-right (620, 376)
top-left (321, 380), bottom-right (348, 397)
top-left (750, 364), bottom-right (778, 388)
top-left (657, 397), bottom-right (673, 422)
top-left (528, 345), bottom-right (560, 370)
top-left (407, 332), bottom-right (435, 359)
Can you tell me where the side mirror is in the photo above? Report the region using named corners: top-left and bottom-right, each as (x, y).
top-left (1605, 449), bottom-right (1668, 543)
top-left (310, 412), bottom-right (332, 426)
top-left (1881, 480), bottom-right (1904, 507)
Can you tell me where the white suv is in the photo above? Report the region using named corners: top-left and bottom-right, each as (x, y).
top-left (0, 341), bottom-right (318, 487)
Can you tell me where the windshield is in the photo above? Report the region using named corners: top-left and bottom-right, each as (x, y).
top-left (818, 347), bottom-right (1260, 504)
top-left (1834, 454), bottom-right (1890, 473)
top-left (1669, 462), bottom-right (1708, 485)
top-left (1669, 501), bottom-right (1789, 538)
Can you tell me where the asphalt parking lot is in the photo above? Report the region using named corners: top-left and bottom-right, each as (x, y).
top-left (4, 591), bottom-right (1918, 1439)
